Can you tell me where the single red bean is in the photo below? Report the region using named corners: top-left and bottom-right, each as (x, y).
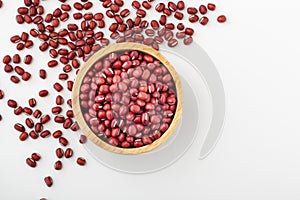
top-left (40, 114), bottom-right (50, 124)
top-left (65, 148), bottom-right (73, 158)
top-left (53, 83), bottom-right (63, 92)
top-left (16, 15), bottom-right (24, 24)
top-left (23, 55), bottom-right (33, 65)
top-left (23, 107), bottom-right (33, 115)
top-left (56, 95), bottom-right (64, 105)
top-left (33, 109), bottom-right (42, 119)
top-left (48, 60), bottom-right (58, 68)
top-left (83, 2), bottom-right (93, 10)
top-left (25, 118), bottom-right (34, 129)
top-left (19, 132), bottom-right (29, 141)
top-left (31, 153), bottom-right (41, 161)
top-left (3, 55), bottom-right (11, 64)
top-left (132, 1), bottom-right (141, 9)
top-left (54, 160), bottom-right (63, 170)
top-left (7, 99), bottom-right (17, 108)
top-left (10, 76), bottom-right (20, 84)
top-left (59, 137), bottom-right (68, 146)
top-left (40, 130), bottom-right (51, 138)
top-left (200, 16), bottom-right (209, 25)
top-left (168, 38), bottom-right (178, 47)
top-left (0, 89), bottom-right (4, 99)
top-left (94, 12), bottom-right (104, 20)
top-left (14, 123), bottom-right (25, 132)
top-left (10, 35), bottom-right (21, 43)
top-left (159, 15), bottom-right (166, 25)
top-left (187, 7), bottom-right (198, 14)
top-left (76, 157), bottom-right (86, 166)
top-left (217, 15), bottom-right (227, 23)
top-left (189, 15), bottom-right (199, 23)
top-left (44, 176), bottom-right (53, 187)
top-left (52, 130), bottom-right (62, 139)
top-left (185, 27), bottom-right (194, 35)
top-left (199, 5), bottom-right (207, 15)
top-left (142, 1), bottom-right (151, 9)
top-left (174, 11), bottom-right (184, 20)
top-left (14, 106), bottom-right (23, 115)
top-left (168, 2), bottom-right (177, 11)
top-left (13, 54), bottom-right (21, 64)
top-left (22, 72), bottom-right (31, 81)
top-left (29, 131), bottom-right (38, 139)
top-left (155, 3), bottom-right (165, 12)
top-left (28, 98), bottom-right (36, 108)
top-left (56, 148), bottom-right (64, 158)
top-left (26, 158), bottom-right (36, 168)
top-left (207, 3), bottom-right (216, 11)
top-left (177, 1), bottom-right (185, 10)
top-left (39, 69), bottom-right (47, 79)
top-left (14, 66), bottom-right (24, 75)
top-left (39, 90), bottom-right (48, 97)
top-left (79, 135), bottom-right (87, 144)
top-left (4, 64), bottom-right (13, 73)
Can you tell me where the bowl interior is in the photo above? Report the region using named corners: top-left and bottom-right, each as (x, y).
top-left (72, 42), bottom-right (183, 154)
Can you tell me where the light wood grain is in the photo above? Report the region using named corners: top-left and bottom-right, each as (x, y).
top-left (72, 42), bottom-right (183, 154)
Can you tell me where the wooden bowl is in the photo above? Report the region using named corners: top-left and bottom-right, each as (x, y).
top-left (72, 42), bottom-right (183, 154)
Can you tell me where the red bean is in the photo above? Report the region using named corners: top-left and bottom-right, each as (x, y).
top-left (40, 114), bottom-right (50, 124)
top-left (177, 1), bottom-right (185, 10)
top-left (185, 28), bottom-right (194, 36)
top-left (200, 16), bottom-right (209, 25)
top-left (56, 148), bottom-right (64, 158)
top-left (28, 98), bottom-right (36, 108)
top-left (10, 76), bottom-right (20, 84)
top-left (207, 3), bottom-right (216, 11)
top-left (26, 158), bottom-right (36, 168)
top-left (25, 118), bottom-right (34, 128)
top-left (159, 15), bottom-right (166, 25)
top-left (0, 90), bottom-right (4, 99)
top-left (54, 160), bottom-right (63, 170)
top-left (217, 15), bottom-right (227, 23)
top-left (15, 66), bottom-right (24, 75)
top-left (13, 54), bottom-right (21, 64)
top-left (44, 176), bottom-right (53, 187)
top-left (39, 69), bottom-right (47, 79)
top-left (79, 135), bottom-right (87, 144)
top-left (65, 148), bottom-right (73, 158)
top-left (174, 11), bottom-right (184, 20)
top-left (59, 137), bottom-right (68, 146)
top-left (168, 2), bottom-right (177, 11)
top-left (187, 7), bottom-right (198, 14)
top-left (31, 153), bottom-right (41, 161)
top-left (155, 3), bottom-right (165, 12)
top-left (76, 157), bottom-right (86, 166)
top-left (142, 1), bottom-right (151, 9)
top-left (14, 106), bottom-right (23, 115)
top-left (22, 72), bottom-right (31, 81)
top-left (189, 15), bottom-right (199, 23)
top-left (132, 1), bottom-right (141, 9)
top-left (39, 90), bottom-right (48, 97)
top-left (199, 5), bottom-right (207, 15)
top-left (40, 130), bottom-right (51, 138)
top-left (29, 131), bottom-right (38, 139)
top-left (56, 95), bottom-right (64, 105)
top-left (53, 83), bottom-right (63, 92)
top-left (19, 132), bottom-right (29, 141)
top-left (33, 109), bottom-right (42, 119)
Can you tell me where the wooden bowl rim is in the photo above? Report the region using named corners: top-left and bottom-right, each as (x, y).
top-left (72, 42), bottom-right (183, 154)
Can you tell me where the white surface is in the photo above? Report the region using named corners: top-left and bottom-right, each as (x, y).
top-left (1, 0), bottom-right (300, 199)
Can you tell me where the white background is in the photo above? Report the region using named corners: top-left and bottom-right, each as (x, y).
top-left (1, 0), bottom-right (300, 199)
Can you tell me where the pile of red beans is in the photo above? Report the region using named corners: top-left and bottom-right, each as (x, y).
top-left (0, 0), bottom-right (227, 195)
top-left (80, 50), bottom-right (177, 148)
